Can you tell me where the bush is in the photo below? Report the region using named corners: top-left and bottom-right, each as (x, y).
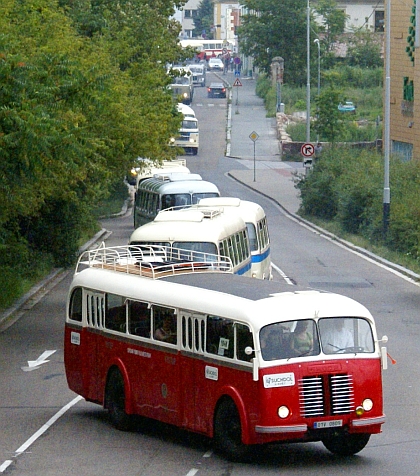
top-left (297, 147), bottom-right (420, 262)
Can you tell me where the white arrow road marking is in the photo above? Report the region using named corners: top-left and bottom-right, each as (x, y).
top-left (21, 350), bottom-right (56, 372)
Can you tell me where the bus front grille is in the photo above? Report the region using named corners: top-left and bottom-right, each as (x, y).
top-left (299, 374), bottom-right (354, 418)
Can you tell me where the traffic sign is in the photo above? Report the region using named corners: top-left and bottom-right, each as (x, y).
top-left (301, 143), bottom-right (314, 157)
top-left (233, 78), bottom-right (242, 87)
top-left (249, 131), bottom-right (259, 142)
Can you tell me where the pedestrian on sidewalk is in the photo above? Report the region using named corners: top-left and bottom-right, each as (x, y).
top-left (314, 142), bottom-right (322, 161)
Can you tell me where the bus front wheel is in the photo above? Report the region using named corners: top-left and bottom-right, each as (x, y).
top-left (105, 368), bottom-right (133, 431)
top-left (322, 433), bottom-right (370, 456)
top-left (213, 398), bottom-right (250, 462)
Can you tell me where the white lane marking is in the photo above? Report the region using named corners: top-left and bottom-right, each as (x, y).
top-left (186, 469), bottom-right (199, 476)
top-left (21, 350), bottom-right (57, 371)
top-left (0, 395), bottom-right (83, 473)
top-left (272, 262), bottom-right (294, 285)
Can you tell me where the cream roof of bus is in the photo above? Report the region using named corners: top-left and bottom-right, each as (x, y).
top-left (196, 197), bottom-right (266, 222)
top-left (129, 208), bottom-right (246, 244)
top-left (137, 175), bottom-right (219, 195)
top-left (69, 270), bottom-right (374, 332)
top-left (177, 103), bottom-right (196, 118)
top-left (134, 159), bottom-right (190, 187)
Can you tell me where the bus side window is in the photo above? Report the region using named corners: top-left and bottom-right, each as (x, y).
top-left (128, 300), bottom-right (151, 338)
top-left (153, 305), bottom-right (177, 344)
top-left (247, 223), bottom-right (258, 252)
top-left (206, 316), bottom-right (234, 358)
top-left (236, 323), bottom-right (254, 362)
top-left (105, 294), bottom-right (126, 332)
top-left (69, 287), bottom-right (83, 322)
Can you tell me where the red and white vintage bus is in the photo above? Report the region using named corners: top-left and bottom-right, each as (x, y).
top-left (64, 244), bottom-right (387, 461)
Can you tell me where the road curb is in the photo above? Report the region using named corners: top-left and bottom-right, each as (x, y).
top-left (228, 171), bottom-right (420, 284)
top-left (0, 227), bottom-right (111, 329)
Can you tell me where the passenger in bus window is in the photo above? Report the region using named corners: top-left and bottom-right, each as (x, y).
top-left (321, 318), bottom-right (354, 353)
top-left (290, 321), bottom-right (313, 356)
top-left (261, 327), bottom-right (289, 360)
top-left (154, 314), bottom-right (177, 344)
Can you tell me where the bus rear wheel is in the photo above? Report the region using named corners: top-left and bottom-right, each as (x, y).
top-left (322, 433), bottom-right (370, 456)
top-left (105, 368), bottom-right (133, 431)
top-left (214, 398), bottom-right (250, 462)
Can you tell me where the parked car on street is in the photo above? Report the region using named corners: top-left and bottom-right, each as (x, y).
top-left (207, 82), bottom-right (227, 98)
top-left (208, 57), bottom-right (224, 71)
top-left (338, 101), bottom-right (356, 113)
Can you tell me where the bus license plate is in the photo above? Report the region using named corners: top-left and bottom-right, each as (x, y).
top-left (314, 420), bottom-right (342, 429)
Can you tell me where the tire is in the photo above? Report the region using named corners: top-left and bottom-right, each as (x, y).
top-left (322, 433), bottom-right (371, 456)
top-left (192, 148), bottom-right (198, 156)
top-left (214, 399), bottom-right (250, 462)
top-left (105, 368), bottom-right (133, 431)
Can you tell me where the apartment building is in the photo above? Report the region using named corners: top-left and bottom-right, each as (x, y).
top-left (385, 0), bottom-right (419, 160)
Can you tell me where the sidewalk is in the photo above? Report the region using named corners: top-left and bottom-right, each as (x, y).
top-left (223, 71), bottom-right (303, 215)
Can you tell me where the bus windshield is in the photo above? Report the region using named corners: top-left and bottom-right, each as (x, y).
top-left (172, 241), bottom-right (218, 261)
top-left (260, 317), bottom-right (375, 361)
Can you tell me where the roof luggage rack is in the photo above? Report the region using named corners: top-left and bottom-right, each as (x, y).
top-left (75, 243), bottom-right (233, 279)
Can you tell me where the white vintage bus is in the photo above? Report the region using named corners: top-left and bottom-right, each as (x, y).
top-left (133, 173), bottom-right (219, 228)
top-left (65, 244), bottom-right (387, 462)
top-left (128, 158), bottom-right (190, 189)
top-left (195, 197), bottom-right (272, 280)
top-left (129, 207), bottom-right (252, 277)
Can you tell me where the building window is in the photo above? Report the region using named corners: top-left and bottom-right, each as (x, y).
top-left (375, 11), bottom-right (384, 32)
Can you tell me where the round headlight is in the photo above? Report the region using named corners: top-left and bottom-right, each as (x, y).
top-left (362, 399), bottom-right (373, 411)
top-left (278, 406), bottom-right (290, 419)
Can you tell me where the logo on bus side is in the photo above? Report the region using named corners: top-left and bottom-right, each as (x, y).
top-left (205, 365), bottom-right (219, 381)
top-left (263, 372), bottom-right (295, 388)
top-left (71, 332), bottom-right (80, 345)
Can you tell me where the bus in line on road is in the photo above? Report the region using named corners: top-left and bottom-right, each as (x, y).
top-left (195, 197), bottom-right (272, 280)
top-left (128, 158), bottom-right (190, 188)
top-left (133, 173), bottom-right (219, 228)
top-left (64, 245), bottom-right (387, 461)
top-left (129, 207), bottom-right (252, 277)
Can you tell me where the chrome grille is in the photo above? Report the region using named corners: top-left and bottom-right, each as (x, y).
top-left (299, 376), bottom-right (324, 417)
top-left (299, 374), bottom-right (354, 418)
top-left (330, 374), bottom-right (354, 414)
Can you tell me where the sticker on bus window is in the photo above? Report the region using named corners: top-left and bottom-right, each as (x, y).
top-left (218, 337), bottom-right (229, 356)
top-left (205, 365), bottom-right (219, 381)
top-left (263, 372), bottom-right (295, 388)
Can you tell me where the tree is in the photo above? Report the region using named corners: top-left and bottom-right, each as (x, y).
top-left (193, 0), bottom-right (214, 39)
top-left (346, 27), bottom-right (383, 68)
top-left (314, 87), bottom-right (344, 143)
top-left (313, 0), bottom-right (348, 53)
top-left (238, 0), bottom-right (315, 86)
top-left (0, 0), bottom-right (188, 265)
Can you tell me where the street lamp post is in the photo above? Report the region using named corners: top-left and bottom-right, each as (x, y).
top-left (314, 38), bottom-right (321, 142)
top-left (306, 0), bottom-right (311, 142)
top-left (383, 0), bottom-right (391, 238)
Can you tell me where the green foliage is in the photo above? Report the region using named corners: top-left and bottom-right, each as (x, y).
top-left (346, 27), bottom-right (383, 68)
top-left (0, 0), bottom-right (186, 273)
top-left (238, 0), bottom-right (315, 85)
top-left (314, 87), bottom-right (344, 142)
top-left (193, 0), bottom-right (214, 39)
top-left (297, 148), bottom-right (420, 261)
top-left (314, 0), bottom-right (348, 53)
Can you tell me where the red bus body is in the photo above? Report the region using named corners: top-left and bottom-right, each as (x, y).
top-left (64, 248), bottom-right (386, 458)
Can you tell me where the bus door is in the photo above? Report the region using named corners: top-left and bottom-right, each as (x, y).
top-left (180, 312), bottom-right (209, 433)
top-left (84, 291), bottom-right (105, 402)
